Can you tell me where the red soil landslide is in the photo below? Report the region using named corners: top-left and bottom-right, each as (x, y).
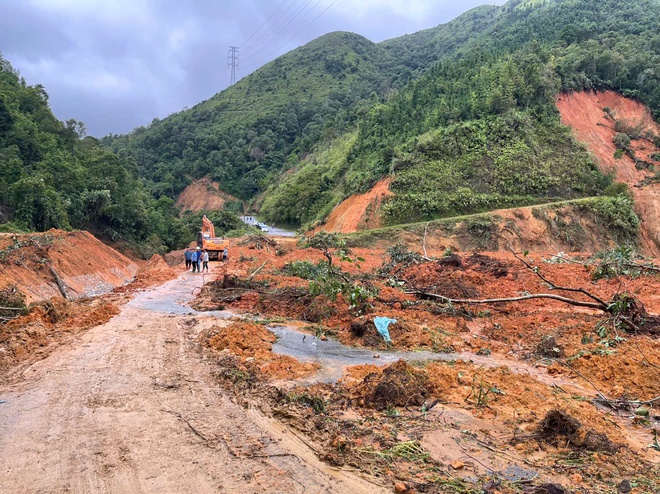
top-left (175, 176), bottom-right (242, 212)
top-left (322, 178), bottom-right (393, 233)
top-left (0, 230), bottom-right (138, 304)
top-left (557, 90), bottom-right (660, 255)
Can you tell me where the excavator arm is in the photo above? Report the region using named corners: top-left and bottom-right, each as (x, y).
top-left (201, 215), bottom-right (215, 238)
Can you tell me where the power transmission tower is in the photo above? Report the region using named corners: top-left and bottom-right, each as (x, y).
top-left (228, 46), bottom-right (239, 85)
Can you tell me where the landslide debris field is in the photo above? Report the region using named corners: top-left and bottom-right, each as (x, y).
top-left (2, 230), bottom-right (659, 494)
top-left (2, 90), bottom-right (660, 493)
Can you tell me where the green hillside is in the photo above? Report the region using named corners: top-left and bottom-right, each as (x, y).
top-left (0, 54), bottom-right (189, 255)
top-left (103, 32), bottom-right (390, 200)
top-left (103, 0), bottom-right (660, 230)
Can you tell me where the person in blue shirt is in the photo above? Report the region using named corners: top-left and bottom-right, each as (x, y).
top-left (191, 248), bottom-right (200, 272)
top-left (184, 248), bottom-right (192, 270)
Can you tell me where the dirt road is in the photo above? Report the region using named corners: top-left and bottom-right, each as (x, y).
top-left (0, 267), bottom-right (387, 493)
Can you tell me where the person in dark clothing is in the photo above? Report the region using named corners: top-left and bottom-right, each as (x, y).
top-left (184, 248), bottom-right (192, 270)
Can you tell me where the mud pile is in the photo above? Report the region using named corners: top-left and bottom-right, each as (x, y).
top-left (537, 410), bottom-right (620, 452)
top-left (342, 359), bottom-right (434, 410)
top-left (0, 297), bottom-right (120, 374)
top-left (201, 321), bottom-right (319, 380)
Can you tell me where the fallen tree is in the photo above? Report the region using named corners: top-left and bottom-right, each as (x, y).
top-left (404, 249), bottom-right (660, 335)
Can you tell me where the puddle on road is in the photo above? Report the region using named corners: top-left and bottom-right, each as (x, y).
top-left (269, 325), bottom-right (478, 383)
top-left (128, 273), bottom-right (588, 390)
top-left (268, 325), bottom-right (584, 390)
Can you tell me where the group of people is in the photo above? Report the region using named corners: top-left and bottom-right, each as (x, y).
top-left (184, 246), bottom-right (229, 272)
top-left (185, 247), bottom-right (209, 272)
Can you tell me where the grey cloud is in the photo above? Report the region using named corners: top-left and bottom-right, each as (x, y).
top-left (0, 3), bottom-right (74, 59)
top-left (1, 0), bottom-right (507, 137)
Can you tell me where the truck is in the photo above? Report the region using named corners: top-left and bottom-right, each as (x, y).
top-left (197, 215), bottom-right (228, 261)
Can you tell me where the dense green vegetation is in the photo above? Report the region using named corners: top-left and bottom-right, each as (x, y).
top-left (101, 0), bottom-right (660, 230)
top-left (262, 0), bottom-right (660, 226)
top-left (5, 0), bottom-right (660, 248)
top-left (0, 55), bottom-right (192, 255)
top-left (102, 32), bottom-right (388, 202)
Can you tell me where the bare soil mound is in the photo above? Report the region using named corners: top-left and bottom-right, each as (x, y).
top-left (0, 297), bottom-right (120, 374)
top-left (0, 230), bottom-right (138, 304)
top-left (0, 231), bottom-right (187, 377)
top-left (201, 321), bottom-right (319, 380)
top-left (343, 359), bottom-right (434, 410)
top-left (130, 253), bottom-right (178, 289)
top-left (175, 176), bottom-right (242, 212)
top-left (322, 178), bottom-right (392, 233)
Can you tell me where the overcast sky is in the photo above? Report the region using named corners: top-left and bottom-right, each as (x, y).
top-left (0, 0), bottom-right (507, 137)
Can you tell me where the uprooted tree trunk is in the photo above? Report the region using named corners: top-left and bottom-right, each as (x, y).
top-left (405, 250), bottom-right (660, 335)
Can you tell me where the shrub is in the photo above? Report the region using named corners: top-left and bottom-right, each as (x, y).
top-left (578, 195), bottom-right (639, 244)
top-left (612, 132), bottom-right (631, 149)
top-left (282, 260), bottom-right (328, 280)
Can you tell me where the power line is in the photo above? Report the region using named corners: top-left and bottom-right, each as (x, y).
top-left (241, 0), bottom-right (319, 60)
top-left (241, 0), bottom-right (302, 53)
top-left (277, 0), bottom-right (340, 56)
top-left (240, 0), bottom-right (324, 66)
top-left (240, 0), bottom-right (288, 48)
top-left (242, 0), bottom-right (340, 69)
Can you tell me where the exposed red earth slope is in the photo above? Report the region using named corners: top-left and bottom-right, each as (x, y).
top-left (557, 90), bottom-right (660, 255)
top-left (321, 92), bottom-right (660, 255)
top-left (321, 178), bottom-right (393, 233)
top-left (175, 176), bottom-right (242, 212)
top-left (0, 230), bottom-right (138, 304)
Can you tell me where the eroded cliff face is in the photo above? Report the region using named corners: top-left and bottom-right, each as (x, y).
top-left (0, 230), bottom-right (139, 304)
top-left (175, 176), bottom-right (242, 212)
top-left (321, 178), bottom-right (393, 234)
top-left (558, 90), bottom-right (660, 256)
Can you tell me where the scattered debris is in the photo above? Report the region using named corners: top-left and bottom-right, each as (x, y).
top-left (373, 316), bottom-right (396, 343)
top-left (537, 410), bottom-right (620, 452)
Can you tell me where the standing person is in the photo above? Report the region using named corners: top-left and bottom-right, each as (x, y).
top-left (223, 246), bottom-right (228, 262)
top-left (201, 249), bottom-right (209, 272)
top-left (191, 248), bottom-right (199, 272)
top-left (184, 248), bottom-right (192, 270)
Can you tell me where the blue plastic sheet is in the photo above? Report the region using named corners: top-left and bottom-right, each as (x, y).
top-left (373, 316), bottom-right (397, 343)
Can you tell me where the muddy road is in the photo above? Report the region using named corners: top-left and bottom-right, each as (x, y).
top-left (0, 267), bottom-right (387, 493)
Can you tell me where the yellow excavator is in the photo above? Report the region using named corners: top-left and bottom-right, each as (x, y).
top-left (197, 215), bottom-right (228, 260)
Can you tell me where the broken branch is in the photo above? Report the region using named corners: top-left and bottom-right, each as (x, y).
top-left (248, 260), bottom-right (269, 281)
top-left (408, 291), bottom-right (605, 311)
top-left (509, 248), bottom-right (609, 308)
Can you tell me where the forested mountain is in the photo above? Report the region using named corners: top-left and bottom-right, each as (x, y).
top-left (101, 0), bottom-right (660, 230)
top-left (262, 0), bottom-right (660, 227)
top-left (0, 55), bottom-right (189, 254)
top-left (103, 32), bottom-right (391, 200)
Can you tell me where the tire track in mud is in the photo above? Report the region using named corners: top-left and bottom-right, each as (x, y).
top-left (0, 268), bottom-right (388, 494)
